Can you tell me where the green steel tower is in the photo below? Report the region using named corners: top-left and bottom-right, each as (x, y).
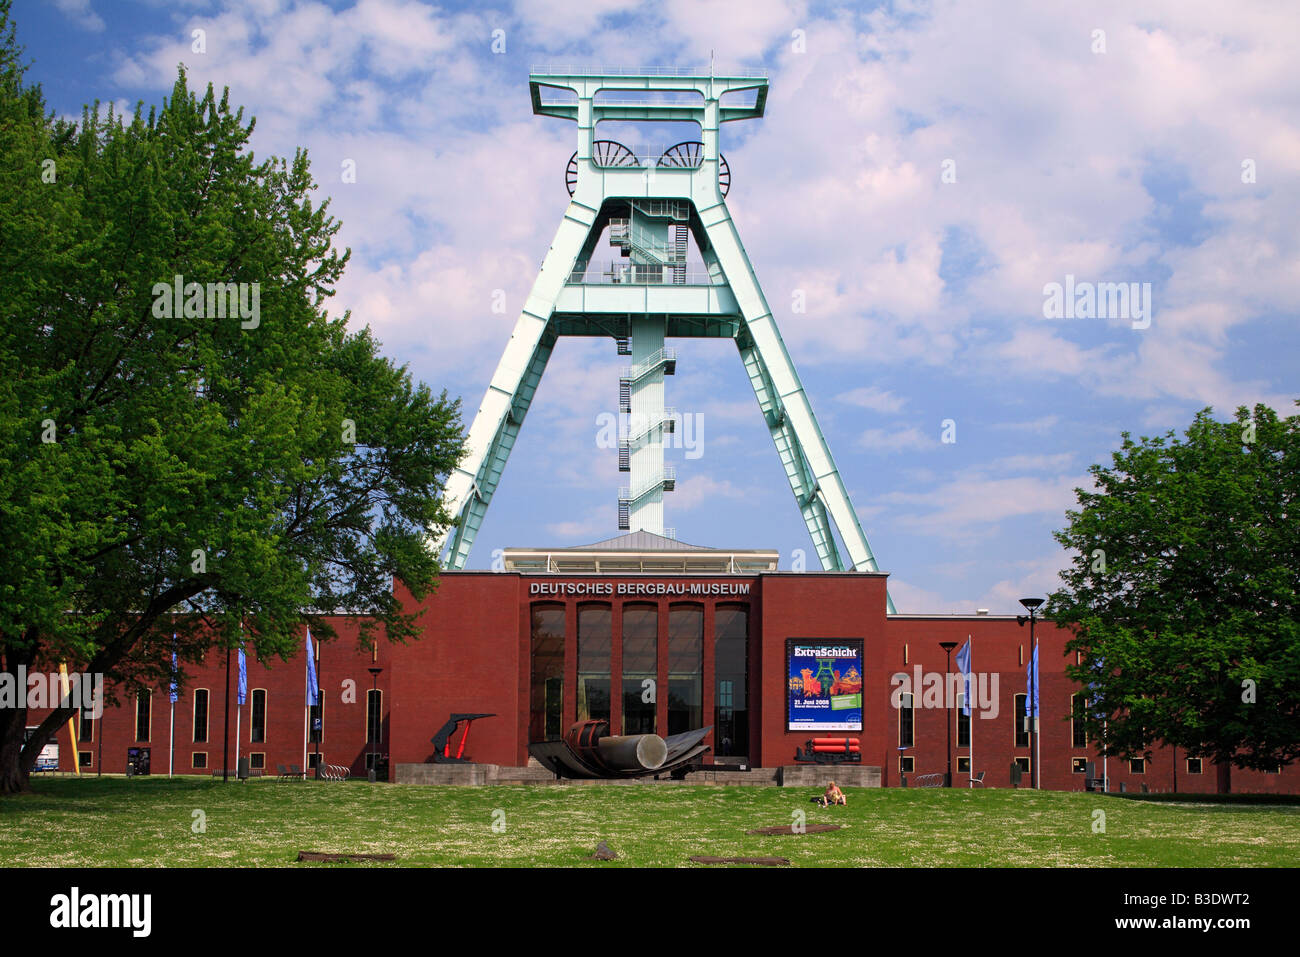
top-left (434, 67), bottom-right (892, 607)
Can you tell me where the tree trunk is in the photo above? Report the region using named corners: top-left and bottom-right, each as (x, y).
top-left (0, 689), bottom-right (80, 795)
top-left (1216, 760), bottom-right (1232, 794)
top-left (0, 705), bottom-right (32, 795)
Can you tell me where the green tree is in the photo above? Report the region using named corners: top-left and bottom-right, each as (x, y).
top-left (0, 3), bottom-right (464, 794)
top-left (1048, 403), bottom-right (1300, 791)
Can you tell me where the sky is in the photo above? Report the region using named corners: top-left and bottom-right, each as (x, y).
top-left (14, 0), bottom-right (1299, 613)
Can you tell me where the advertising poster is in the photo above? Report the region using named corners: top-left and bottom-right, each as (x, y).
top-left (787, 639), bottom-right (863, 731)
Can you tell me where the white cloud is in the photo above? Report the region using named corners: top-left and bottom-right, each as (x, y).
top-left (883, 473), bottom-right (1091, 539)
top-left (51, 0), bottom-right (105, 32)
top-left (837, 385), bottom-right (906, 414)
top-left (858, 426), bottom-right (935, 453)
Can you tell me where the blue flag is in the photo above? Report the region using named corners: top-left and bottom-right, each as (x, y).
top-left (305, 630), bottom-right (318, 707)
top-left (169, 640), bottom-right (179, 704)
top-left (955, 639), bottom-right (971, 716)
top-left (237, 646), bottom-right (248, 706)
top-left (1026, 643), bottom-right (1039, 718)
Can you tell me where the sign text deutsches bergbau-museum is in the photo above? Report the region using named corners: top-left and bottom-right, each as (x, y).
top-left (528, 581), bottom-right (751, 596)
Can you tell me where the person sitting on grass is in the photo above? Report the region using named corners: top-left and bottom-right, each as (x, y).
top-left (813, 781), bottom-right (847, 807)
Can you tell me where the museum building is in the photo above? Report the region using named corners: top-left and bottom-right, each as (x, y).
top-left (28, 532), bottom-right (1297, 794)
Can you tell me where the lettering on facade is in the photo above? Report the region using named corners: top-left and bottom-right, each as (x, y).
top-left (528, 581), bottom-right (751, 596)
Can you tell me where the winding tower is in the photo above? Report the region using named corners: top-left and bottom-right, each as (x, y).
top-left (434, 68), bottom-right (892, 607)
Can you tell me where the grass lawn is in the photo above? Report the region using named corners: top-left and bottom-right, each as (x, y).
top-left (2, 777), bottom-right (1297, 867)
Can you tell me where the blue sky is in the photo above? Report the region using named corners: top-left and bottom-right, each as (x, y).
top-left (15, 0), bottom-right (1299, 612)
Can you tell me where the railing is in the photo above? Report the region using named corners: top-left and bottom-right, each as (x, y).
top-left (633, 200), bottom-right (690, 220)
top-left (588, 150), bottom-right (715, 169)
top-left (532, 65), bottom-right (768, 77)
top-left (621, 348), bottom-right (677, 382)
top-left (568, 260), bottom-right (718, 285)
top-left (619, 467), bottom-right (677, 504)
top-left (608, 218), bottom-right (673, 262)
top-left (626, 408), bottom-right (678, 444)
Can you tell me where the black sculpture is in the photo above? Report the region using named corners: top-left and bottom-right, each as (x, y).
top-left (529, 720), bottom-right (711, 779)
top-left (430, 712), bottom-right (495, 763)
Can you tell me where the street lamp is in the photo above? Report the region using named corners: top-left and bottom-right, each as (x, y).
top-left (367, 667), bottom-right (383, 783)
top-left (939, 641), bottom-right (957, 787)
top-left (1017, 597), bottom-right (1044, 789)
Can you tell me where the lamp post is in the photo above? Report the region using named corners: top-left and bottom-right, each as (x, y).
top-left (367, 667), bottom-right (382, 783)
top-left (1017, 598), bottom-right (1044, 789)
top-left (939, 641), bottom-right (957, 787)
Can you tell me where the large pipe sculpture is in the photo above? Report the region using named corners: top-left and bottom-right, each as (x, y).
top-left (529, 720), bottom-right (711, 779)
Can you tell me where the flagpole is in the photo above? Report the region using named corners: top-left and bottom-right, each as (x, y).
top-left (314, 640), bottom-right (322, 780)
top-left (968, 636), bottom-right (974, 788)
top-left (168, 638), bottom-right (179, 778)
top-left (235, 623), bottom-right (243, 774)
top-left (1034, 645), bottom-right (1040, 789)
top-left (302, 661), bottom-right (308, 776)
top-left (1103, 720), bottom-right (1108, 793)
top-left (222, 643), bottom-right (231, 783)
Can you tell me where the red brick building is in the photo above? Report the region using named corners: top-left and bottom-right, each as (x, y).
top-left (28, 533), bottom-right (1297, 793)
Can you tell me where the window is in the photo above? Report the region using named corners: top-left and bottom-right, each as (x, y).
top-left (899, 755), bottom-right (914, 774)
top-left (956, 693), bottom-right (970, 748)
top-left (135, 691), bottom-right (151, 742)
top-left (622, 604), bottom-right (657, 735)
top-left (1014, 694), bottom-right (1029, 748)
top-left (193, 689), bottom-right (209, 743)
top-left (714, 605), bottom-right (749, 758)
top-left (1071, 694), bottom-right (1087, 748)
top-left (957, 756), bottom-right (971, 773)
top-left (192, 752), bottom-right (208, 770)
top-left (667, 605), bottom-right (703, 736)
top-left (577, 604), bottom-right (612, 724)
top-left (1014, 757), bottom-right (1031, 773)
top-left (899, 692), bottom-right (915, 748)
top-left (366, 689), bottom-right (383, 745)
top-left (306, 752), bottom-right (322, 771)
top-left (1186, 758), bottom-right (1203, 775)
top-left (530, 605), bottom-right (565, 742)
top-left (250, 689), bottom-right (267, 743)
top-left (1129, 758), bottom-right (1145, 774)
top-left (1072, 758), bottom-right (1088, 774)
top-left (78, 751), bottom-right (93, 768)
top-left (1263, 762), bottom-right (1282, 774)
top-left (249, 752), bottom-right (266, 770)
top-left (78, 707), bottom-right (94, 744)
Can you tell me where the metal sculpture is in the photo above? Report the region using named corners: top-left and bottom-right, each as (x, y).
top-left (433, 69), bottom-right (892, 606)
top-left (529, 719), bottom-right (711, 779)
top-left (794, 736), bottom-right (863, 765)
top-left (430, 712), bottom-right (495, 763)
